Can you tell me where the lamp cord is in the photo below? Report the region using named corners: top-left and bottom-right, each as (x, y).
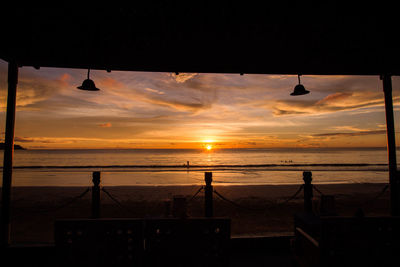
top-left (87, 68), bottom-right (90, 79)
top-left (298, 74), bottom-right (301, 84)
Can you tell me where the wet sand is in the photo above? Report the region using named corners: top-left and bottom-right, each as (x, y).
top-left (5, 183), bottom-right (390, 244)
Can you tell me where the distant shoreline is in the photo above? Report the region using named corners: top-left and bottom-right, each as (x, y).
top-left (0, 143), bottom-right (26, 150)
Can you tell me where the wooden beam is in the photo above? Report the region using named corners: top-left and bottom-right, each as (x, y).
top-left (1, 61), bottom-right (18, 247)
top-left (382, 74), bottom-right (399, 216)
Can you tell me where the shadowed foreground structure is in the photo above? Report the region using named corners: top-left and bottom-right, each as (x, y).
top-left (1, 2), bottom-right (400, 266)
top-left (1, 182), bottom-right (395, 266)
top-left (1, 3), bottom-right (400, 75)
top-left (7, 184), bottom-right (390, 243)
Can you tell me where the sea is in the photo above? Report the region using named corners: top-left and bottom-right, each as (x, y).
top-left (0, 147), bottom-right (397, 187)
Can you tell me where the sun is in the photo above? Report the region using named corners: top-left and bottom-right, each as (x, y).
top-left (206, 144), bottom-right (213, 151)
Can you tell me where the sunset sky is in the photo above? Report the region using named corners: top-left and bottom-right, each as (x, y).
top-left (0, 59), bottom-right (399, 149)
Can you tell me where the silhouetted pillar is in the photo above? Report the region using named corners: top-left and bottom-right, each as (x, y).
top-left (382, 74), bottom-right (399, 216)
top-left (303, 171), bottom-right (313, 213)
top-left (204, 172), bottom-right (213, 217)
top-left (92, 172), bottom-right (101, 218)
top-left (1, 61), bottom-right (18, 248)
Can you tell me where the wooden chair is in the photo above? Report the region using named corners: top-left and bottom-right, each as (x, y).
top-left (293, 215), bottom-right (400, 267)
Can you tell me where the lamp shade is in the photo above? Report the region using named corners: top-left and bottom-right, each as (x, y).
top-left (77, 79), bottom-right (100, 91)
top-left (290, 84), bottom-right (309, 96)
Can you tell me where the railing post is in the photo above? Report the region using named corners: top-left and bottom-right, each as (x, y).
top-left (204, 172), bottom-right (213, 217)
top-left (91, 171), bottom-right (101, 218)
top-left (303, 171), bottom-right (313, 213)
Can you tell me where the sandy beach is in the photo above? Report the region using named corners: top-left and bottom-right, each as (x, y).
top-left (5, 183), bottom-right (391, 244)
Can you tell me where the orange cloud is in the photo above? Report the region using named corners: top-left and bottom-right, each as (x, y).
top-left (171, 73), bottom-right (198, 83)
top-left (316, 92), bottom-right (353, 105)
top-left (313, 130), bottom-right (386, 138)
top-left (99, 77), bottom-right (124, 89)
top-left (98, 123), bottom-right (112, 128)
top-left (145, 87), bottom-right (165, 95)
top-left (59, 73), bottom-right (72, 83)
top-left (272, 91), bottom-right (389, 116)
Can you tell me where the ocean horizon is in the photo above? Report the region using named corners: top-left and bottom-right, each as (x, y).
top-left (1, 147), bottom-right (398, 187)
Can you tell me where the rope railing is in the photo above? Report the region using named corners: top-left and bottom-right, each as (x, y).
top-left (213, 189), bottom-right (260, 210)
top-left (29, 187), bottom-right (90, 214)
top-left (101, 185), bottom-right (205, 218)
top-left (99, 183), bottom-right (304, 216)
top-left (312, 183), bottom-right (390, 214)
top-left (313, 183), bottom-right (389, 204)
top-left (99, 181), bottom-right (390, 217)
top-left (100, 185), bottom-right (205, 218)
top-left (101, 187), bottom-right (136, 216)
top-left (213, 184), bottom-right (305, 211)
top-left (12, 171), bottom-right (391, 220)
top-left (279, 184), bottom-right (304, 205)
top-left (313, 185), bottom-right (324, 196)
top-left (361, 184), bottom-right (390, 208)
top-left (188, 186), bottom-right (204, 202)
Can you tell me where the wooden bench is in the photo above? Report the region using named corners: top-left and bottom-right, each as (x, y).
top-left (293, 215), bottom-right (400, 267)
top-left (145, 218), bottom-right (230, 267)
top-left (55, 218), bottom-right (230, 267)
top-left (55, 219), bottom-right (144, 267)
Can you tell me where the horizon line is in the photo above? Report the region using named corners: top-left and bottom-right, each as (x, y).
top-left (10, 146), bottom-right (397, 151)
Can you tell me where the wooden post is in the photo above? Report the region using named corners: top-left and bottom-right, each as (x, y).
top-left (204, 172), bottom-right (213, 217)
top-left (1, 61), bottom-right (18, 248)
top-left (303, 171), bottom-right (313, 213)
top-left (382, 74), bottom-right (399, 216)
top-left (91, 171), bottom-right (101, 218)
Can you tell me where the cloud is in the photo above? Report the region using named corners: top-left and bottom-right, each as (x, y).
top-left (243, 75), bottom-right (395, 117)
top-left (59, 73), bottom-right (72, 84)
top-left (141, 96), bottom-right (214, 112)
top-left (1, 60), bottom-right (397, 149)
top-left (0, 77), bottom-right (64, 109)
top-left (98, 123), bottom-right (112, 128)
top-left (0, 68), bottom-right (74, 110)
top-left (316, 92), bottom-right (353, 105)
top-left (246, 142), bottom-right (257, 145)
top-left (13, 136), bottom-right (58, 143)
top-left (331, 126), bottom-right (370, 132)
top-left (170, 73), bottom-right (198, 83)
top-left (14, 136), bottom-right (35, 142)
top-left (145, 88), bottom-right (165, 95)
top-left (271, 91), bottom-right (388, 116)
top-left (312, 130), bottom-right (386, 137)
top-left (97, 77), bottom-right (124, 89)
top-left (87, 72), bottom-right (217, 114)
